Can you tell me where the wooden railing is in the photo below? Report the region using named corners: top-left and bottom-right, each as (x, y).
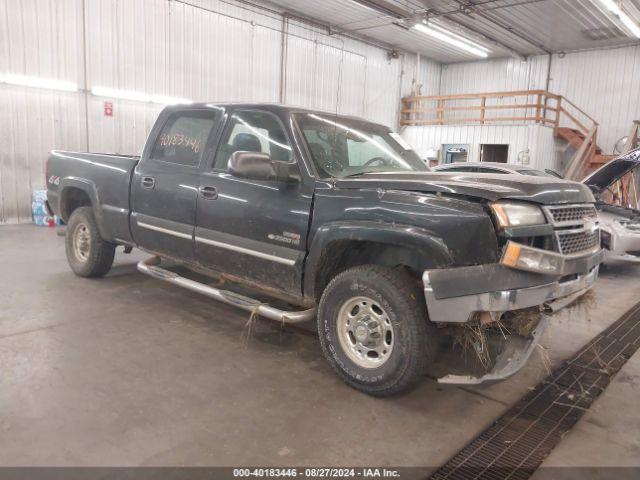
top-left (401, 90), bottom-right (601, 180)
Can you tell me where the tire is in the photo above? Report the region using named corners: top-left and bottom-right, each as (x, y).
top-left (317, 265), bottom-right (437, 397)
top-left (65, 206), bottom-right (116, 277)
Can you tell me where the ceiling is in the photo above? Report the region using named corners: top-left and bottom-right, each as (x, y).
top-left (263, 0), bottom-right (640, 63)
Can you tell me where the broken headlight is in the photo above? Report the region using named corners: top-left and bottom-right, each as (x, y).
top-left (490, 201), bottom-right (546, 228)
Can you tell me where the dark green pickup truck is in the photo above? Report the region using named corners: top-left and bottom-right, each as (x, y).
top-left (46, 103), bottom-right (602, 395)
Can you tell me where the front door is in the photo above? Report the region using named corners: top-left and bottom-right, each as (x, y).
top-left (194, 109), bottom-right (313, 295)
top-left (131, 108), bottom-right (221, 260)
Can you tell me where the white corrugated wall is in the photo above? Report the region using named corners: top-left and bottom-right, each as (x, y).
top-left (440, 56), bottom-right (549, 94)
top-left (0, 0), bottom-right (410, 224)
top-left (403, 124), bottom-right (558, 171)
top-left (549, 46), bottom-right (640, 154)
top-left (437, 46), bottom-right (640, 155)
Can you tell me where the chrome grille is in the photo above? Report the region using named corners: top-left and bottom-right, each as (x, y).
top-left (545, 205), bottom-right (597, 226)
top-left (541, 204), bottom-right (601, 257)
top-left (557, 229), bottom-right (600, 255)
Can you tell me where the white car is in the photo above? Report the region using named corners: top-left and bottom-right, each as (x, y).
top-left (583, 150), bottom-right (640, 264)
top-left (433, 162), bottom-right (562, 178)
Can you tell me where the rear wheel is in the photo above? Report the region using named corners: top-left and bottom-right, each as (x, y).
top-left (317, 265), bottom-right (437, 396)
top-left (65, 206), bottom-right (115, 277)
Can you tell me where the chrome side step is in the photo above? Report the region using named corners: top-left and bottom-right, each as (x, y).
top-left (137, 256), bottom-right (316, 324)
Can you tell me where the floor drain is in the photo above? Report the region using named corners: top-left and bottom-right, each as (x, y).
top-left (429, 301), bottom-right (640, 480)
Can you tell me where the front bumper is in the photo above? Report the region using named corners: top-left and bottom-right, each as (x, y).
top-left (438, 315), bottom-right (550, 385)
top-left (424, 264), bottom-right (599, 325)
top-left (425, 249), bottom-right (601, 385)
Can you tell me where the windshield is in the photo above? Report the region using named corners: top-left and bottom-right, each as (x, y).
top-left (294, 113), bottom-right (428, 178)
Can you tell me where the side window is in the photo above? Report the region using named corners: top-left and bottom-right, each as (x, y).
top-left (441, 167), bottom-right (475, 173)
top-left (151, 111), bottom-right (217, 167)
top-left (477, 167), bottom-right (506, 174)
top-left (214, 111), bottom-right (292, 170)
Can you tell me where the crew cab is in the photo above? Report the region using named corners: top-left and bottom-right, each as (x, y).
top-left (46, 104), bottom-right (603, 396)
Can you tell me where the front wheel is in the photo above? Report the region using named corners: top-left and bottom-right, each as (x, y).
top-left (65, 206), bottom-right (116, 277)
top-left (317, 265), bottom-right (437, 396)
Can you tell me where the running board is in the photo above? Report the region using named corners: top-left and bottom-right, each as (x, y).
top-left (137, 256), bottom-right (316, 324)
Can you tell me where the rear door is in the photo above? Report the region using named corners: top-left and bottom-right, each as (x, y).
top-left (131, 108), bottom-right (222, 260)
top-left (194, 109), bottom-right (313, 295)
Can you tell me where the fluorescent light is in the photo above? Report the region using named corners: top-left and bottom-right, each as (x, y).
top-left (1, 73), bottom-right (78, 92)
top-left (413, 23), bottom-right (489, 58)
top-left (428, 23), bottom-right (490, 53)
top-left (92, 86), bottom-right (192, 105)
top-left (597, 0), bottom-right (640, 38)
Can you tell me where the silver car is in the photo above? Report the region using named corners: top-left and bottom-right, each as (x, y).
top-left (583, 150), bottom-right (640, 264)
top-left (433, 162), bottom-right (562, 178)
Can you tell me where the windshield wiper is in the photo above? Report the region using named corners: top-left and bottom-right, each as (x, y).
top-left (340, 171), bottom-right (388, 179)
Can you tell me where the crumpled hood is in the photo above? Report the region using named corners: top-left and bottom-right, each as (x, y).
top-left (335, 171), bottom-right (595, 205)
top-left (583, 149), bottom-right (640, 190)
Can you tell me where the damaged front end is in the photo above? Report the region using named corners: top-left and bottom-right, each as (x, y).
top-left (422, 200), bottom-right (604, 385)
top-left (438, 310), bottom-right (549, 385)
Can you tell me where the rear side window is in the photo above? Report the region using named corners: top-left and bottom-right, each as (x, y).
top-left (151, 111), bottom-right (217, 167)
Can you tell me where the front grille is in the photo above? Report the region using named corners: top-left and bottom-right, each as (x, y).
top-left (545, 205), bottom-right (597, 225)
top-left (539, 204), bottom-right (601, 257)
top-left (557, 229), bottom-right (600, 255)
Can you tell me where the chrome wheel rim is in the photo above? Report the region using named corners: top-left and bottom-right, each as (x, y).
top-left (73, 223), bottom-right (91, 262)
top-left (336, 296), bottom-right (394, 369)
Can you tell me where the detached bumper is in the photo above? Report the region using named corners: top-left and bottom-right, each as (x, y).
top-left (438, 315), bottom-right (550, 385)
top-left (423, 250), bottom-right (602, 325)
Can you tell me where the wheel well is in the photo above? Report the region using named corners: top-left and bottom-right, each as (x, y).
top-left (313, 240), bottom-right (423, 301)
top-left (60, 187), bottom-right (92, 222)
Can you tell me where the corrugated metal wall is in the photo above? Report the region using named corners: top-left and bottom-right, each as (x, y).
top-left (549, 46), bottom-right (640, 154)
top-left (438, 46), bottom-right (640, 155)
top-left (403, 124), bottom-right (558, 171)
top-left (441, 56), bottom-right (549, 94)
top-left (0, 0), bottom-right (411, 224)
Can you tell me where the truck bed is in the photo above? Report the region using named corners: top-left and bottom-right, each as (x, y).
top-left (46, 150), bottom-right (139, 243)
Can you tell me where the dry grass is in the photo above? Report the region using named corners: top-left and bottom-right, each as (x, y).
top-left (449, 308), bottom-right (545, 371)
top-left (566, 289), bottom-right (597, 322)
top-left (240, 304), bottom-right (264, 346)
top-left (536, 343), bottom-right (552, 376)
top-left (450, 321), bottom-right (492, 369)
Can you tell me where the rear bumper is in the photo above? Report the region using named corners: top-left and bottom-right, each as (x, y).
top-left (423, 251), bottom-right (602, 325)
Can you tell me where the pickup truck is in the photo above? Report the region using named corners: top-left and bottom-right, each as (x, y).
top-left (46, 104), bottom-right (603, 396)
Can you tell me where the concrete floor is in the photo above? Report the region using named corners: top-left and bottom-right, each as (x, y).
top-left (1, 224), bottom-right (640, 469)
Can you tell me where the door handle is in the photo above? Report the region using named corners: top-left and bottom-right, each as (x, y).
top-left (141, 176), bottom-right (155, 189)
top-left (199, 185), bottom-right (218, 200)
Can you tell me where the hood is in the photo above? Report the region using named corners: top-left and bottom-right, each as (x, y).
top-left (583, 149), bottom-right (640, 190)
top-left (335, 171), bottom-right (595, 205)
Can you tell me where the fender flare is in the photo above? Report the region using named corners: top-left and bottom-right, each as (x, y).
top-left (58, 177), bottom-right (105, 229)
top-left (303, 220), bottom-right (453, 299)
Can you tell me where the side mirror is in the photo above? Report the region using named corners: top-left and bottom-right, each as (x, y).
top-left (228, 151), bottom-right (296, 182)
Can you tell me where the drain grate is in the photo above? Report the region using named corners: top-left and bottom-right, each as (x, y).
top-left (429, 301), bottom-right (640, 480)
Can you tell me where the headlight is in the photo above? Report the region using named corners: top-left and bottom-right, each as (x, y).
top-left (490, 201), bottom-right (546, 228)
